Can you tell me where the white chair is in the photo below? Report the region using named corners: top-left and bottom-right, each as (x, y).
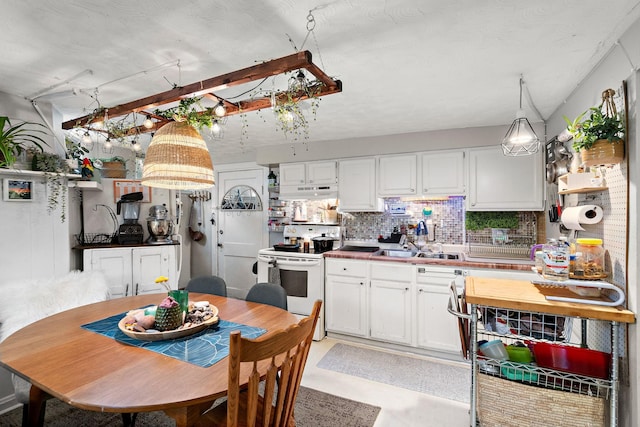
top-left (0, 270), bottom-right (111, 427)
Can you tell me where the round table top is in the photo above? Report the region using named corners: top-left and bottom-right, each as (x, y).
top-left (0, 293), bottom-right (299, 413)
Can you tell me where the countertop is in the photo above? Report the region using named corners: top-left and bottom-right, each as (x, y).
top-left (465, 276), bottom-right (635, 323)
top-left (323, 249), bottom-right (534, 271)
top-left (73, 242), bottom-right (180, 250)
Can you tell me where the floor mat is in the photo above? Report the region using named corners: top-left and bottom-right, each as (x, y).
top-left (0, 386), bottom-right (380, 427)
top-left (317, 342), bottom-right (470, 403)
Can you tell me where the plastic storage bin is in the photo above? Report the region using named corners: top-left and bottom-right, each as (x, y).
top-left (532, 342), bottom-right (611, 379)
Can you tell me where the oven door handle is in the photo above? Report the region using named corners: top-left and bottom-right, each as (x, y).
top-left (257, 256), bottom-right (322, 267)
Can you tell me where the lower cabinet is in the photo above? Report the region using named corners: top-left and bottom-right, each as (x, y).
top-left (325, 259), bottom-right (368, 336)
top-left (83, 245), bottom-right (177, 298)
top-left (369, 262), bottom-right (412, 345)
top-left (415, 266), bottom-right (465, 353)
top-left (326, 258), bottom-right (463, 354)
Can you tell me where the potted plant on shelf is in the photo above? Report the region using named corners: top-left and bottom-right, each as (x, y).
top-left (0, 116), bottom-right (49, 168)
top-left (564, 88), bottom-right (625, 167)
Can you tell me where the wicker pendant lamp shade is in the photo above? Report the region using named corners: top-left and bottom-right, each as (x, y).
top-left (142, 121), bottom-right (215, 190)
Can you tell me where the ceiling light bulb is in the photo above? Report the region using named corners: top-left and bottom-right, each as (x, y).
top-left (213, 101), bottom-right (226, 117)
top-left (143, 115), bottom-right (154, 129)
top-left (93, 120), bottom-right (103, 129)
top-left (82, 131), bottom-right (91, 144)
top-left (212, 121), bottom-right (221, 135)
top-left (133, 142), bottom-right (142, 152)
top-left (104, 137), bottom-right (112, 149)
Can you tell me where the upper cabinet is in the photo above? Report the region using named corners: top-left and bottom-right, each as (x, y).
top-left (378, 154), bottom-right (418, 196)
top-left (467, 146), bottom-right (544, 211)
top-left (279, 161), bottom-right (337, 186)
top-left (338, 157), bottom-right (383, 212)
top-left (420, 150), bottom-right (465, 196)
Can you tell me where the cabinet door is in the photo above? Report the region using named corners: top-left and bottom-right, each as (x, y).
top-left (279, 163), bottom-right (307, 186)
top-left (467, 146), bottom-right (543, 210)
top-left (369, 279), bottom-right (412, 345)
top-left (307, 161), bottom-right (337, 184)
top-left (338, 157), bottom-right (382, 211)
top-left (84, 248), bottom-right (131, 298)
top-left (421, 150), bottom-right (466, 195)
top-left (325, 274), bottom-right (367, 337)
top-left (378, 154), bottom-right (417, 196)
top-left (132, 246), bottom-right (176, 295)
top-left (415, 267), bottom-right (463, 353)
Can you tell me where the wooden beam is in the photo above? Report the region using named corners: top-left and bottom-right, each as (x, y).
top-left (62, 50), bottom-right (341, 130)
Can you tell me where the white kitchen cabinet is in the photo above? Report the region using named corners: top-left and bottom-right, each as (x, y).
top-left (325, 259), bottom-right (368, 337)
top-left (378, 154), bottom-right (417, 196)
top-left (369, 262), bottom-right (413, 345)
top-left (338, 157), bottom-right (383, 212)
top-left (421, 150), bottom-right (466, 195)
top-left (467, 146), bottom-right (544, 211)
top-left (83, 245), bottom-right (177, 298)
top-left (279, 161), bottom-right (337, 186)
top-left (415, 266), bottom-right (465, 353)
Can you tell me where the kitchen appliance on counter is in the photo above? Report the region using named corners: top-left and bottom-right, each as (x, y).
top-left (146, 204), bottom-right (174, 244)
top-left (257, 224), bottom-right (341, 341)
top-left (116, 192), bottom-right (144, 244)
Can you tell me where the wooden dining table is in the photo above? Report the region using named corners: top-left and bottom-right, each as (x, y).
top-left (0, 293), bottom-right (298, 427)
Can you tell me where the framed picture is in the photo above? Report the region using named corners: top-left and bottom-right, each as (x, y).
top-left (3, 179), bottom-right (34, 201)
top-left (113, 180), bottom-right (152, 203)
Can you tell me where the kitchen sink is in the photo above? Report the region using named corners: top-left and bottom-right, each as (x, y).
top-left (377, 249), bottom-right (418, 258)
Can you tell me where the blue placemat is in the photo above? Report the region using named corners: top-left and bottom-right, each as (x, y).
top-left (81, 308), bottom-right (266, 368)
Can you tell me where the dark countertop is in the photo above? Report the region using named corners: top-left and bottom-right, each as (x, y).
top-left (73, 242), bottom-right (180, 250)
top-left (323, 250), bottom-right (534, 271)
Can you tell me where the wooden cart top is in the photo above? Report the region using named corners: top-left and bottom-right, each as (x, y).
top-left (465, 276), bottom-right (635, 323)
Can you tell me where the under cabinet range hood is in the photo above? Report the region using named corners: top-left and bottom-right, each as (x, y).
top-left (278, 184), bottom-right (338, 200)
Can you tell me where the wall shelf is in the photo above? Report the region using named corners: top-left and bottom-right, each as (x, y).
top-left (0, 168), bottom-right (81, 179)
top-left (557, 173), bottom-right (607, 194)
top-left (558, 187), bottom-right (608, 195)
top-left (68, 180), bottom-right (103, 191)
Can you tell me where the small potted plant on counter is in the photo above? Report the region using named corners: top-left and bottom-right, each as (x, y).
top-left (564, 88), bottom-right (625, 167)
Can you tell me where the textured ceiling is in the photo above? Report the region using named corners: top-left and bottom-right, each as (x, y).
top-left (2, 0), bottom-right (640, 160)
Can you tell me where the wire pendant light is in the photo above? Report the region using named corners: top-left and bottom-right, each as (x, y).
top-left (501, 76), bottom-right (540, 156)
top-left (142, 121), bottom-right (214, 190)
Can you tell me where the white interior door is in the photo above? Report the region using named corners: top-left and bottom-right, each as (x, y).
top-left (216, 168), bottom-right (267, 299)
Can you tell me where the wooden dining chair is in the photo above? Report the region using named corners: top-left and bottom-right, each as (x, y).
top-left (245, 282), bottom-right (287, 310)
top-left (196, 300), bottom-right (321, 427)
top-left (186, 275), bottom-right (228, 297)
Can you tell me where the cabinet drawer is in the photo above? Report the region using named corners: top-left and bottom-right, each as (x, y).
top-left (370, 262), bottom-right (412, 282)
top-left (326, 259), bottom-right (368, 277)
top-left (415, 266), bottom-right (463, 285)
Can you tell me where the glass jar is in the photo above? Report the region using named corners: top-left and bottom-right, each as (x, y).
top-left (534, 251), bottom-right (544, 274)
top-left (542, 238), bottom-right (569, 281)
top-left (574, 238), bottom-right (605, 279)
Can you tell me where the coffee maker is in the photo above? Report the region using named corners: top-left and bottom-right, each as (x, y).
top-left (146, 204), bottom-right (174, 244)
top-left (116, 192), bottom-right (144, 244)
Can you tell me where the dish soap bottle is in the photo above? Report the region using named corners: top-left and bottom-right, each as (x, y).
top-left (268, 170), bottom-right (277, 188)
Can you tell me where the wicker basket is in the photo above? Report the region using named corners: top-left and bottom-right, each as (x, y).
top-left (477, 374), bottom-right (606, 427)
top-left (101, 161), bottom-right (127, 178)
top-left (581, 139), bottom-right (624, 167)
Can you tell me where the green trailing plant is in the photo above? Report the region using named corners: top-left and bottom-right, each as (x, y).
top-left (465, 211), bottom-right (519, 231)
top-left (0, 116), bottom-right (49, 168)
top-left (153, 97), bottom-right (219, 129)
top-left (564, 89), bottom-right (625, 152)
top-left (32, 151), bottom-right (70, 222)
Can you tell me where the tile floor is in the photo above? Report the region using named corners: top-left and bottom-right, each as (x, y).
top-left (302, 337), bottom-right (471, 427)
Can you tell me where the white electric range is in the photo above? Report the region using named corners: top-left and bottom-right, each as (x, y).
top-left (257, 225), bottom-right (341, 340)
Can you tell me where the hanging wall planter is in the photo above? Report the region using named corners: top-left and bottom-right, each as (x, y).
top-left (580, 139), bottom-right (625, 167)
top-left (565, 88), bottom-right (626, 168)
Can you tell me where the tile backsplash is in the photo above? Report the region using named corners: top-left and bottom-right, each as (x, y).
top-left (342, 197), bottom-right (466, 243)
top-left (342, 197), bottom-right (538, 246)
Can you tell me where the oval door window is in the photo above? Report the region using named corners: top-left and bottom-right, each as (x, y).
top-left (221, 185), bottom-right (263, 210)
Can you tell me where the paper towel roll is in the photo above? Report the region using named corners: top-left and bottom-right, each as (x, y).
top-left (560, 205), bottom-right (603, 230)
